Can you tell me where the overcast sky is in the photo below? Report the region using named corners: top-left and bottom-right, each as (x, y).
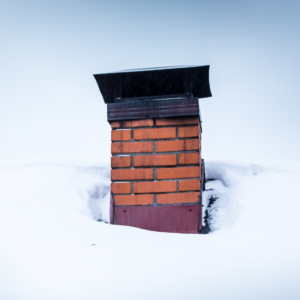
top-left (0, 0), bottom-right (299, 163)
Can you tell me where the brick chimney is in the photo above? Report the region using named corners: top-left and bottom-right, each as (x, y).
top-left (94, 66), bottom-right (211, 233)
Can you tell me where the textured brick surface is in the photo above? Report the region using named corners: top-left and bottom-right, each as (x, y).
top-left (134, 154), bottom-right (177, 167)
top-left (111, 182), bottom-right (131, 194)
top-left (178, 126), bottom-right (199, 138)
top-left (156, 139), bottom-right (199, 152)
top-left (109, 115), bottom-right (203, 214)
top-left (112, 142), bottom-right (153, 154)
top-left (112, 169), bottom-right (153, 181)
top-left (111, 119), bottom-right (154, 128)
top-left (134, 128), bottom-right (176, 140)
top-left (156, 192), bottom-right (200, 204)
top-left (111, 156), bottom-right (131, 168)
top-left (156, 117), bottom-right (199, 126)
top-left (179, 179), bottom-right (200, 191)
top-left (157, 166), bottom-right (200, 180)
top-left (114, 194), bottom-right (154, 206)
top-left (178, 153), bottom-right (200, 165)
top-left (111, 130), bottom-right (131, 141)
top-left (134, 181), bottom-right (177, 194)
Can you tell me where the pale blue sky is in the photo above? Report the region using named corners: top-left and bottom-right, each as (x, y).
top-left (0, 0), bottom-right (299, 162)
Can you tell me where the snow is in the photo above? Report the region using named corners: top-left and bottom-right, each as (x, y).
top-left (0, 160), bottom-right (300, 299)
top-left (101, 65), bottom-right (200, 74)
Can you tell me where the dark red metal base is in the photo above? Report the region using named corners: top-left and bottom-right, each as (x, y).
top-left (111, 196), bottom-right (202, 234)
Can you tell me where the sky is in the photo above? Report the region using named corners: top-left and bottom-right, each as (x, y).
top-left (0, 0), bottom-right (299, 163)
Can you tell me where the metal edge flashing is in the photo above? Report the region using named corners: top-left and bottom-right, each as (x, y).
top-left (198, 159), bottom-right (205, 233)
top-left (110, 192), bottom-right (115, 225)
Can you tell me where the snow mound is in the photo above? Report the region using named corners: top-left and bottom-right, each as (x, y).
top-left (0, 160), bottom-right (299, 300)
top-left (202, 161), bottom-right (279, 232)
top-left (0, 161), bottom-right (111, 223)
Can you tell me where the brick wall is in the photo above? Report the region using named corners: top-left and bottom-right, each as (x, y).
top-left (110, 116), bottom-right (203, 209)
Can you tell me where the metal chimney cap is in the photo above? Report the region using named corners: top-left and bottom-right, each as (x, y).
top-left (94, 65), bottom-right (212, 104)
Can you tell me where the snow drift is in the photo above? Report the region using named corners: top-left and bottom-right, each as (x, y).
top-left (0, 160), bottom-right (299, 300)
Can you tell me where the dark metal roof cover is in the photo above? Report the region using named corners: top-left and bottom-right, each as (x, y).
top-left (94, 65), bottom-right (212, 104)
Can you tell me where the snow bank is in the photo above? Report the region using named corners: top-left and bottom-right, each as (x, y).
top-left (0, 160), bottom-right (300, 300)
top-left (0, 161), bottom-right (111, 222)
top-left (202, 161), bottom-right (278, 232)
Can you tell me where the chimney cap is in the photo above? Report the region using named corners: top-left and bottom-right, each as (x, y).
top-left (94, 65), bottom-right (212, 104)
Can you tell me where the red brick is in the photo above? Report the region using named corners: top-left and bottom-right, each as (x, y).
top-left (111, 130), bottom-right (131, 141)
top-left (178, 126), bottom-right (199, 138)
top-left (134, 181), bottom-right (176, 194)
top-left (111, 156), bottom-right (131, 168)
top-left (156, 117), bottom-right (199, 126)
top-left (134, 128), bottom-right (176, 140)
top-left (111, 142), bottom-right (153, 154)
top-left (179, 179), bottom-right (200, 191)
top-left (156, 192), bottom-right (200, 204)
top-left (157, 167), bottom-right (200, 180)
top-left (111, 169), bottom-right (153, 181)
top-left (156, 139), bottom-right (199, 152)
top-left (134, 154), bottom-right (177, 167)
top-left (111, 119), bottom-right (154, 128)
top-left (114, 194), bottom-right (154, 206)
top-left (178, 153), bottom-right (199, 165)
top-left (111, 183), bottom-right (131, 194)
